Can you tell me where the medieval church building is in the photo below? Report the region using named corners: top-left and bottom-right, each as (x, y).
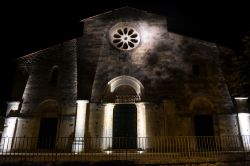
top-left (1, 7), bottom-right (249, 156)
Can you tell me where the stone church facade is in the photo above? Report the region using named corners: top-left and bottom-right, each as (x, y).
top-left (1, 7), bottom-right (249, 153)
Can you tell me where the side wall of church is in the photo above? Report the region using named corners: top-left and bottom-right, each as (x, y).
top-left (13, 39), bottom-right (77, 139)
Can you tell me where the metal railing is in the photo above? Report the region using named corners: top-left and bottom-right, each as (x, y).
top-left (0, 136), bottom-right (250, 163)
top-left (115, 95), bottom-right (141, 103)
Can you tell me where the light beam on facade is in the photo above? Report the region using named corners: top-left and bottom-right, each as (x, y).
top-left (6, 101), bottom-right (20, 116)
top-left (238, 113), bottom-right (250, 151)
top-left (0, 118), bottom-right (17, 152)
top-left (238, 113), bottom-right (250, 135)
top-left (136, 103), bottom-right (147, 150)
top-left (102, 103), bottom-right (114, 150)
top-left (72, 100), bottom-right (89, 153)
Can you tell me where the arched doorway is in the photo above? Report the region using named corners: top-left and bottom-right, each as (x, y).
top-left (103, 75), bottom-right (144, 103)
top-left (189, 96), bottom-right (215, 137)
top-left (38, 118), bottom-right (58, 149)
top-left (189, 96), bottom-right (215, 150)
top-left (36, 99), bottom-right (60, 149)
top-left (113, 104), bottom-right (137, 149)
top-left (102, 75), bottom-right (146, 150)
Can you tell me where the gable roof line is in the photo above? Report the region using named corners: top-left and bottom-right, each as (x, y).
top-left (16, 39), bottom-right (76, 60)
top-left (79, 10), bottom-right (112, 22)
top-left (79, 6), bottom-right (154, 22)
top-left (169, 32), bottom-right (217, 48)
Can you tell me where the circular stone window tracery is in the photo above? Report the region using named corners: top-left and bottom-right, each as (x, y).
top-left (110, 23), bottom-right (140, 51)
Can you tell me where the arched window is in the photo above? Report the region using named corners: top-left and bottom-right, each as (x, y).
top-left (192, 64), bottom-right (200, 76)
top-left (50, 66), bottom-right (59, 85)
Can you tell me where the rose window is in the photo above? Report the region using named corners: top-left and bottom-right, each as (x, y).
top-left (110, 26), bottom-right (140, 51)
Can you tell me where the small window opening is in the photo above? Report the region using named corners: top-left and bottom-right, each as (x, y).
top-left (192, 65), bottom-right (200, 76)
top-left (50, 67), bottom-right (59, 85)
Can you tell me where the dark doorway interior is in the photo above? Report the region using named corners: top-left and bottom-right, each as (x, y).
top-left (194, 115), bottom-right (214, 136)
top-left (37, 118), bottom-right (58, 149)
top-left (113, 104), bottom-right (137, 149)
top-left (194, 115), bottom-right (215, 150)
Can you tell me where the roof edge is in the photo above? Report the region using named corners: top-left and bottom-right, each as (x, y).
top-left (79, 6), bottom-right (160, 22)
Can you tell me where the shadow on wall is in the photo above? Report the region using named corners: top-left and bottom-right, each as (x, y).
top-left (0, 100), bottom-right (7, 116)
top-left (36, 99), bottom-right (61, 117)
top-left (0, 101), bottom-right (6, 137)
top-left (189, 96), bottom-right (214, 113)
top-left (248, 98), bottom-right (250, 110)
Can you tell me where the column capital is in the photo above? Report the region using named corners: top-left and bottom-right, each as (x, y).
top-left (234, 97), bottom-right (248, 100)
top-left (76, 100), bottom-right (89, 104)
top-left (234, 97), bottom-right (249, 113)
top-left (6, 101), bottom-right (21, 105)
top-left (6, 101), bottom-right (21, 116)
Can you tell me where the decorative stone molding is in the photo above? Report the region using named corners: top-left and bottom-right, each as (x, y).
top-left (109, 22), bottom-right (140, 51)
top-left (234, 97), bottom-right (249, 113)
top-left (108, 75), bottom-right (144, 96)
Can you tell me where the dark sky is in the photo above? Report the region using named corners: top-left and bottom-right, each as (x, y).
top-left (1, 0), bottom-right (250, 109)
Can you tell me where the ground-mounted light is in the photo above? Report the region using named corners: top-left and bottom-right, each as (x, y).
top-left (105, 150), bottom-right (112, 154)
top-left (137, 149), bottom-right (144, 154)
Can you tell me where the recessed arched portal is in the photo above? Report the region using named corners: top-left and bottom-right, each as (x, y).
top-left (113, 104), bottom-right (137, 149)
top-left (36, 99), bottom-right (60, 149)
top-left (189, 96), bottom-right (215, 137)
top-left (108, 75), bottom-right (144, 96)
top-left (102, 76), bottom-right (147, 151)
top-left (103, 75), bottom-right (144, 103)
top-left (189, 96), bottom-right (215, 150)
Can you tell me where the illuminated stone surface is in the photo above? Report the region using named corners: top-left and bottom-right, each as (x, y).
top-left (1, 7), bottom-right (246, 154)
top-left (109, 22), bottom-right (141, 51)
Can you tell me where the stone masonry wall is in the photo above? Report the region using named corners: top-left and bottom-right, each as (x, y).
top-left (79, 7), bottom-right (234, 115)
top-left (13, 39), bottom-right (77, 138)
top-left (79, 7), bottom-right (236, 137)
top-left (6, 7), bottom-right (237, 142)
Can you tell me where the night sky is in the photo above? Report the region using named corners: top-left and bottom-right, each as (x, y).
top-left (1, 1), bottom-right (250, 113)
